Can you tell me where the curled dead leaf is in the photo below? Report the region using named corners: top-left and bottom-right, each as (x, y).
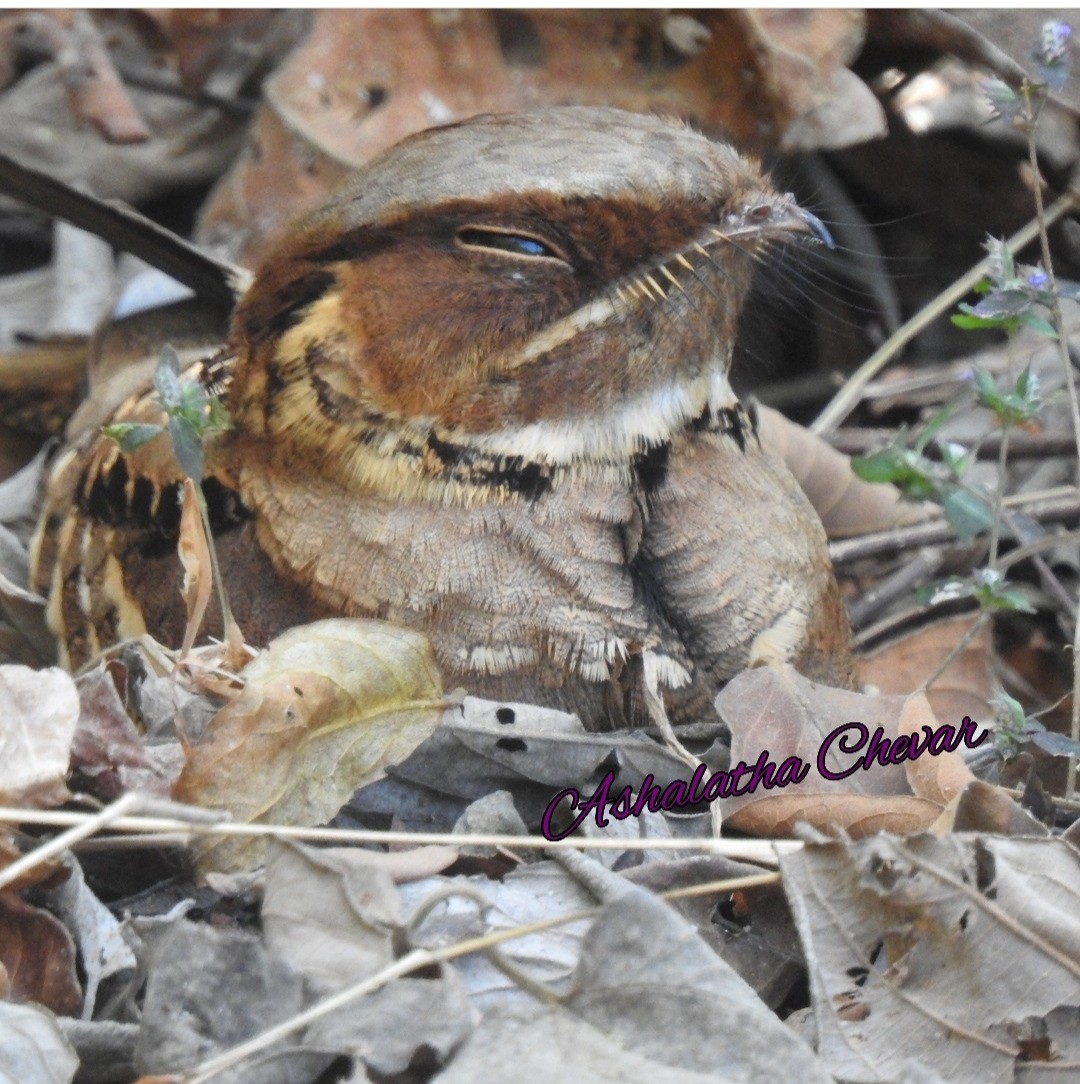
top-left (897, 691), bottom-right (977, 806)
top-left (174, 619), bottom-right (446, 875)
top-left (757, 405), bottom-right (932, 538)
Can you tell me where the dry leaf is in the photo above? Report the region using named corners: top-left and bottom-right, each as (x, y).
top-left (735, 9), bottom-right (885, 151)
top-left (780, 833), bottom-right (1080, 1084)
top-left (757, 404), bottom-right (932, 538)
top-left (0, 1001), bottom-right (79, 1084)
top-left (565, 888), bottom-right (832, 1082)
top-left (859, 613), bottom-right (996, 726)
top-left (936, 778), bottom-right (1050, 836)
top-left (0, 665), bottom-right (78, 806)
top-left (174, 618), bottom-right (446, 874)
top-left (0, 834), bottom-right (67, 895)
top-left (133, 919), bottom-right (307, 1079)
top-left (898, 691), bottom-right (977, 806)
top-left (262, 840), bottom-right (403, 994)
top-left (715, 666), bottom-right (977, 837)
top-left (0, 893), bottom-right (81, 1016)
top-left (72, 664), bottom-right (178, 800)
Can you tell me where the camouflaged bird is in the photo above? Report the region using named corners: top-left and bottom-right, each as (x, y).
top-left (31, 107), bottom-right (854, 727)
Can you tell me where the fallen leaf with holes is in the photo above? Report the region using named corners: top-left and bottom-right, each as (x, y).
top-left (715, 666), bottom-right (979, 837)
top-left (174, 619), bottom-right (446, 875)
top-left (779, 832), bottom-right (1080, 1084)
top-left (757, 405), bottom-right (932, 538)
top-left (0, 665), bottom-right (78, 806)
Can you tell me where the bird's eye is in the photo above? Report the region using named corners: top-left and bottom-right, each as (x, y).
top-left (456, 227), bottom-right (566, 262)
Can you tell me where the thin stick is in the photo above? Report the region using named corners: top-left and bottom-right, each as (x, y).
top-left (811, 190), bottom-right (1078, 435)
top-left (0, 805), bottom-right (803, 862)
top-left (0, 792), bottom-right (141, 890)
top-left (1020, 82), bottom-right (1080, 799)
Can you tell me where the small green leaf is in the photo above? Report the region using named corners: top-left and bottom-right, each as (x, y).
top-left (1017, 312), bottom-right (1057, 338)
top-left (168, 416), bottom-right (204, 481)
top-left (940, 488), bottom-right (995, 541)
top-left (991, 589), bottom-right (1037, 614)
top-left (153, 344), bottom-right (184, 407)
top-left (992, 691), bottom-right (1026, 731)
top-left (972, 369), bottom-right (997, 399)
top-left (101, 422), bottom-right (164, 453)
top-left (951, 313), bottom-right (1002, 330)
top-left (851, 448), bottom-right (907, 484)
top-left (912, 406), bottom-right (954, 453)
top-left (205, 396), bottom-right (232, 433)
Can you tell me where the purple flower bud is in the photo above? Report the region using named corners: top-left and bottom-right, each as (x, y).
top-left (1036, 20), bottom-right (1072, 91)
top-left (1027, 270), bottom-right (1048, 289)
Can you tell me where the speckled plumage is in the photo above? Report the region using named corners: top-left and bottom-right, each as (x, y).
top-left (32, 107), bottom-right (854, 726)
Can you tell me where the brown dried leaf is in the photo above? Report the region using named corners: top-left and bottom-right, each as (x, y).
top-left (858, 613), bottom-right (996, 726)
top-left (898, 691), bottom-right (977, 806)
top-left (0, 893), bottom-right (81, 1016)
top-left (936, 778), bottom-right (1050, 836)
top-left (757, 405), bottom-right (931, 538)
top-left (73, 664), bottom-right (178, 800)
top-left (715, 666), bottom-right (962, 838)
top-left (779, 833), bottom-right (1080, 1083)
top-left (0, 833), bottom-right (67, 894)
top-left (18, 12), bottom-right (150, 144)
top-left (175, 619), bottom-right (446, 874)
top-left (0, 665), bottom-right (78, 806)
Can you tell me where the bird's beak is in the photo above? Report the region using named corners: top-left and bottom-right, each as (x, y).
top-left (724, 198), bottom-right (835, 249)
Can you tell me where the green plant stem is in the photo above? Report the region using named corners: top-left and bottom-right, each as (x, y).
top-left (1021, 82), bottom-right (1080, 799)
top-left (811, 190), bottom-right (1078, 436)
top-left (988, 338), bottom-right (1015, 569)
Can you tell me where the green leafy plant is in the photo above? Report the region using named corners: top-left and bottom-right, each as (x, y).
top-left (991, 690), bottom-right (1080, 762)
top-left (917, 568), bottom-right (1036, 616)
top-left (103, 344), bottom-right (239, 656)
top-left (102, 344), bottom-right (231, 475)
top-left (851, 409), bottom-right (994, 542)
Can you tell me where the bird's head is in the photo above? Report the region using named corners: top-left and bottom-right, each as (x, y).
top-left (230, 107), bottom-right (829, 481)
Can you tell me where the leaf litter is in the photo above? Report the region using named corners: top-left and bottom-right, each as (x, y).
top-left (0, 10), bottom-right (1079, 1084)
